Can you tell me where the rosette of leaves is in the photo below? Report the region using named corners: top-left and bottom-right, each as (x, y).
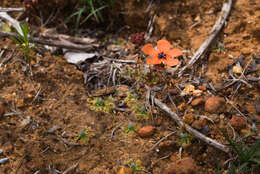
top-left (87, 96), bottom-right (115, 113)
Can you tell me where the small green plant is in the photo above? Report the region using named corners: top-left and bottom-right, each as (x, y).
top-left (87, 96), bottom-right (115, 113)
top-left (178, 132), bottom-right (193, 147)
top-left (75, 129), bottom-right (91, 144)
top-left (123, 122), bottom-right (137, 137)
top-left (125, 159), bottom-right (144, 174)
top-left (124, 92), bottom-right (150, 120)
top-left (212, 41), bottom-right (225, 53)
top-left (220, 129), bottom-right (260, 173)
top-left (67, 0), bottom-right (115, 34)
top-left (12, 24), bottom-right (35, 63)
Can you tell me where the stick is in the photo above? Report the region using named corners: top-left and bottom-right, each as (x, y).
top-left (178, 0), bottom-right (232, 77)
top-left (153, 97), bottom-right (230, 153)
top-left (0, 31), bottom-right (95, 51)
top-left (0, 8), bottom-right (24, 12)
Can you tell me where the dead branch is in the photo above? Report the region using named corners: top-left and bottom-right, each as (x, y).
top-left (40, 32), bottom-right (96, 44)
top-left (178, 0), bottom-right (232, 77)
top-left (153, 97), bottom-right (230, 153)
top-left (0, 31), bottom-right (95, 51)
top-left (0, 7), bottom-right (24, 12)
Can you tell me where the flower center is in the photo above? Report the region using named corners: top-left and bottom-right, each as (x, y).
top-left (158, 52), bottom-right (166, 59)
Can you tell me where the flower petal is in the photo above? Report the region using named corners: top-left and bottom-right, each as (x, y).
top-left (163, 58), bottom-right (180, 66)
top-left (166, 48), bottom-right (182, 58)
top-left (146, 57), bottom-right (161, 65)
top-left (157, 40), bottom-right (171, 51)
top-left (142, 44), bottom-right (157, 57)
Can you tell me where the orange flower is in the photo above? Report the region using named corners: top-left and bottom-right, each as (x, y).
top-left (142, 40), bottom-right (182, 66)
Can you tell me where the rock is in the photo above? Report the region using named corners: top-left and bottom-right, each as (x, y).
top-left (193, 89), bottom-right (203, 96)
top-left (229, 116), bottom-right (246, 131)
top-left (117, 166), bottom-right (133, 174)
top-left (192, 118), bottom-right (207, 130)
top-left (183, 113), bottom-right (195, 125)
top-left (254, 99), bottom-right (260, 115)
top-left (191, 97), bottom-right (205, 107)
top-left (138, 126), bottom-right (155, 137)
top-left (163, 157), bottom-right (197, 174)
top-left (198, 85), bottom-right (207, 91)
top-left (0, 102), bottom-right (5, 117)
top-left (182, 84), bottom-right (195, 96)
top-left (232, 63), bottom-right (243, 74)
top-left (205, 96), bottom-right (226, 113)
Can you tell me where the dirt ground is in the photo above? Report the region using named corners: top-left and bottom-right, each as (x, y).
top-left (0, 0), bottom-right (259, 174)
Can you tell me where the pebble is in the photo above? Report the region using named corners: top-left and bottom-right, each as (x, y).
top-left (229, 116), bottom-right (246, 131)
top-left (193, 89), bottom-right (203, 96)
top-left (232, 63), bottom-right (243, 74)
top-left (191, 97), bottom-right (205, 107)
top-left (204, 96), bottom-right (226, 113)
top-left (182, 84), bottom-right (195, 95)
top-left (258, 81), bottom-right (260, 88)
top-left (198, 85), bottom-right (207, 91)
top-left (0, 158), bottom-right (9, 164)
top-left (254, 99), bottom-right (260, 115)
top-left (47, 126), bottom-right (61, 133)
top-left (183, 113), bottom-right (195, 125)
top-left (192, 118), bottom-right (207, 130)
top-left (162, 157), bottom-right (197, 174)
top-left (0, 102), bottom-right (5, 117)
top-left (138, 126), bottom-right (155, 137)
top-left (117, 166), bottom-right (133, 174)
top-left (0, 149), bottom-right (3, 155)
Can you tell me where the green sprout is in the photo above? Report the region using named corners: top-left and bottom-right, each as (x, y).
top-left (123, 122), bottom-right (137, 137)
top-left (125, 159), bottom-right (144, 174)
top-left (11, 24), bottom-right (35, 63)
top-left (75, 129), bottom-right (91, 144)
top-left (178, 132), bottom-right (193, 147)
top-left (220, 129), bottom-right (260, 173)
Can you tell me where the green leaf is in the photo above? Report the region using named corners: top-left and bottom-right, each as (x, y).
top-left (81, 5), bottom-right (107, 24)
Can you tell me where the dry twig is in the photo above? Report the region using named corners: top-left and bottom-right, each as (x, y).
top-left (178, 0), bottom-right (232, 77)
top-left (153, 97), bottom-right (230, 153)
top-left (0, 31), bottom-right (95, 51)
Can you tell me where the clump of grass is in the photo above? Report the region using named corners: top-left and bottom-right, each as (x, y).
top-left (220, 129), bottom-right (260, 173)
top-left (11, 24), bottom-right (35, 63)
top-left (67, 0), bottom-right (115, 34)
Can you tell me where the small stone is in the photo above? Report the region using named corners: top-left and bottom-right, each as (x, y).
top-left (138, 126), bottom-right (155, 137)
top-left (183, 113), bottom-right (195, 125)
top-left (168, 88), bottom-right (179, 95)
top-left (191, 97), bottom-right (205, 107)
top-left (0, 158), bottom-right (9, 164)
top-left (117, 166), bottom-right (133, 174)
top-left (229, 116), bottom-right (246, 131)
top-left (163, 157), bottom-right (197, 174)
top-left (198, 85), bottom-right (207, 91)
top-left (0, 102), bottom-right (5, 117)
top-left (192, 118), bottom-right (207, 130)
top-left (182, 84), bottom-right (195, 95)
top-left (205, 96), bottom-right (226, 113)
top-left (254, 99), bottom-right (260, 115)
top-left (258, 81), bottom-right (260, 88)
top-left (193, 89), bottom-right (203, 96)
top-left (232, 63), bottom-right (243, 74)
